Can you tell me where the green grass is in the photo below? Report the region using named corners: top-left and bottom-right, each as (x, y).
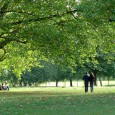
top-left (0, 87), bottom-right (115, 115)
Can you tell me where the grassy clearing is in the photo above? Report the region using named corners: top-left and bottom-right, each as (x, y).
top-left (0, 87), bottom-right (115, 115)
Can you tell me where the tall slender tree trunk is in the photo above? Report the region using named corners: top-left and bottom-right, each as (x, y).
top-left (99, 77), bottom-right (102, 86)
top-left (28, 82), bottom-right (31, 86)
top-left (23, 81), bottom-right (27, 86)
top-left (56, 79), bottom-right (58, 87)
top-left (70, 79), bottom-right (73, 87)
top-left (19, 80), bottom-right (22, 87)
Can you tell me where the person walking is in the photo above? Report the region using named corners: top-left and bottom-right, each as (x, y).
top-left (89, 72), bottom-right (95, 92)
top-left (83, 72), bottom-right (89, 93)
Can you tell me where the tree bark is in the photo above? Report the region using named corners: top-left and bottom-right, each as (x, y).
top-left (99, 77), bottom-right (102, 86)
top-left (19, 80), bottom-right (22, 87)
top-left (56, 79), bottom-right (58, 87)
top-left (108, 77), bottom-right (109, 86)
top-left (70, 79), bottom-right (73, 87)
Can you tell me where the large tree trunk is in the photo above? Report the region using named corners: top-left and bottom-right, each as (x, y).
top-left (56, 79), bottom-right (58, 87)
top-left (23, 81), bottom-right (27, 86)
top-left (70, 79), bottom-right (73, 87)
top-left (28, 82), bottom-right (32, 86)
top-left (99, 77), bottom-right (102, 86)
top-left (19, 80), bottom-right (22, 87)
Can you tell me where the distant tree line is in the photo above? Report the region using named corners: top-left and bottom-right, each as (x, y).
top-left (0, 59), bottom-right (114, 87)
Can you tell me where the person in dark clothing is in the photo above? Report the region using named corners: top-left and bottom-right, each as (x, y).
top-left (89, 72), bottom-right (95, 92)
top-left (83, 72), bottom-right (89, 93)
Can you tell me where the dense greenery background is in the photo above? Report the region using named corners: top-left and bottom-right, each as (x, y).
top-left (0, 0), bottom-right (115, 86)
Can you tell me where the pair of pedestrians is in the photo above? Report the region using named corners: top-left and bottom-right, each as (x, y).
top-left (83, 72), bottom-right (95, 93)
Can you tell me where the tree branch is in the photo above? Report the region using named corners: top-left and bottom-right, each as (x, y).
top-left (11, 9), bottom-right (78, 25)
top-left (0, 1), bottom-right (9, 17)
top-left (0, 48), bottom-right (6, 61)
top-left (0, 29), bottom-right (27, 49)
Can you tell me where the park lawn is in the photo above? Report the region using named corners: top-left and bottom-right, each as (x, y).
top-left (0, 87), bottom-right (115, 115)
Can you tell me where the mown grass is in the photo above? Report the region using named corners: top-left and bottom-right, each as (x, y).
top-left (0, 87), bottom-right (115, 115)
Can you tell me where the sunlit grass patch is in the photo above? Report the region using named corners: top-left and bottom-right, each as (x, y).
top-left (0, 87), bottom-right (115, 115)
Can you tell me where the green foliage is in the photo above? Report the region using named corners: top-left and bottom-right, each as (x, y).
top-left (0, 0), bottom-right (114, 80)
top-left (20, 60), bottom-right (70, 86)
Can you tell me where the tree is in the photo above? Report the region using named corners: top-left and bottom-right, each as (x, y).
top-left (0, 0), bottom-right (114, 80)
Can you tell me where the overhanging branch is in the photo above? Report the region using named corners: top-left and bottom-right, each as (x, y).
top-left (0, 1), bottom-right (9, 17)
top-left (0, 48), bottom-right (6, 61)
top-left (11, 9), bottom-right (78, 25)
